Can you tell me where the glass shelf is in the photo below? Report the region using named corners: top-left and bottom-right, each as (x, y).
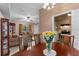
top-left (1, 18), bottom-right (9, 56)
top-left (3, 39), bottom-right (7, 44)
top-left (3, 44), bottom-right (8, 49)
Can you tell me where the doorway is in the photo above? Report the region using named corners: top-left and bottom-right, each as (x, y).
top-left (54, 12), bottom-right (71, 35)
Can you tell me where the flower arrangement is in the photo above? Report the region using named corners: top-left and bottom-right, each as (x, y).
top-left (42, 31), bottom-right (56, 54)
top-left (42, 31), bottom-right (56, 37)
top-left (42, 31), bottom-right (56, 43)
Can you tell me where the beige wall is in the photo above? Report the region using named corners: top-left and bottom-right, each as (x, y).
top-left (39, 3), bottom-right (79, 33)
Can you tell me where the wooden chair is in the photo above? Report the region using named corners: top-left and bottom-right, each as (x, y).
top-left (34, 34), bottom-right (41, 45)
top-left (59, 34), bottom-right (74, 47)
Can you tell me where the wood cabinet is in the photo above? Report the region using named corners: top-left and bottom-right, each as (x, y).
top-left (9, 23), bottom-right (15, 37)
top-left (19, 24), bottom-right (23, 35)
top-left (29, 23), bottom-right (33, 33)
top-left (1, 18), bottom-right (9, 56)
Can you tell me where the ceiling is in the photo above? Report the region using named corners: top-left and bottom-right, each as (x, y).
top-left (0, 3), bottom-right (10, 19)
top-left (0, 3), bottom-right (44, 23)
top-left (10, 3), bottom-right (44, 19)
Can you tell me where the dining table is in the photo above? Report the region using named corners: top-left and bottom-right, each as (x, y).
top-left (13, 42), bottom-right (79, 56)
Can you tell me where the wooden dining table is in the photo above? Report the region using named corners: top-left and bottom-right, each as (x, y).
top-left (13, 42), bottom-right (79, 56)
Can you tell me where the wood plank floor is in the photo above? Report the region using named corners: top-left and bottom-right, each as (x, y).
top-left (13, 42), bottom-right (79, 56)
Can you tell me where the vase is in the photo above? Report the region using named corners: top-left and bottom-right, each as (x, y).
top-left (43, 31), bottom-right (57, 55)
top-left (44, 36), bottom-right (53, 55)
top-left (43, 37), bottom-right (57, 56)
top-left (46, 42), bottom-right (52, 54)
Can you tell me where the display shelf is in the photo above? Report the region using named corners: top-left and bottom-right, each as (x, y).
top-left (0, 20), bottom-right (1, 56)
top-left (3, 44), bottom-right (8, 49)
top-left (1, 18), bottom-right (9, 56)
top-left (9, 23), bottom-right (15, 37)
top-left (3, 39), bottom-right (7, 44)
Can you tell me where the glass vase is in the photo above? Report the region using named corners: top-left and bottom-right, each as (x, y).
top-left (46, 42), bottom-right (52, 54)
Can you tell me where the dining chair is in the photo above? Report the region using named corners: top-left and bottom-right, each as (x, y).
top-left (58, 34), bottom-right (74, 47)
top-left (35, 34), bottom-right (41, 45)
top-left (19, 35), bottom-right (25, 51)
top-left (26, 36), bottom-right (32, 50)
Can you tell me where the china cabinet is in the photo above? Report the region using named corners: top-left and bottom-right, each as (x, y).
top-left (9, 23), bottom-right (15, 37)
top-left (0, 20), bottom-right (1, 56)
top-left (0, 18), bottom-right (9, 56)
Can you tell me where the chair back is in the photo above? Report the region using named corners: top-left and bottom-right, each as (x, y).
top-left (59, 34), bottom-right (74, 47)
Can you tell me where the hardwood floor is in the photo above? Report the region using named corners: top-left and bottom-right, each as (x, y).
top-left (12, 42), bottom-right (79, 56)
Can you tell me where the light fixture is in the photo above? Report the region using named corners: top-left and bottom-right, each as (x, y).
top-left (51, 5), bottom-right (54, 8)
top-left (43, 3), bottom-right (56, 10)
top-left (48, 6), bottom-right (51, 10)
top-left (67, 12), bottom-right (71, 16)
top-left (43, 3), bottom-right (49, 9)
top-left (67, 13), bottom-right (71, 16)
top-left (26, 16), bottom-right (32, 22)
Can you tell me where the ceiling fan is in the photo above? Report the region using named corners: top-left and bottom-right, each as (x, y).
top-left (26, 16), bottom-right (33, 22)
top-left (26, 16), bottom-right (39, 25)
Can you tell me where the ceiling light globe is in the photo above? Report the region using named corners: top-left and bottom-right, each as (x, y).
top-left (68, 14), bottom-right (71, 16)
top-left (48, 7), bottom-right (51, 10)
top-left (43, 5), bottom-right (46, 9)
top-left (51, 5), bottom-right (54, 8)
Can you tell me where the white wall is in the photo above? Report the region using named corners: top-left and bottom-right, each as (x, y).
top-left (0, 11), bottom-right (4, 18)
top-left (33, 24), bottom-right (39, 34)
top-left (71, 9), bottom-right (79, 50)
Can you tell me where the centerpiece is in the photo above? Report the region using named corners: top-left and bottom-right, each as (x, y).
top-left (42, 31), bottom-right (56, 56)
